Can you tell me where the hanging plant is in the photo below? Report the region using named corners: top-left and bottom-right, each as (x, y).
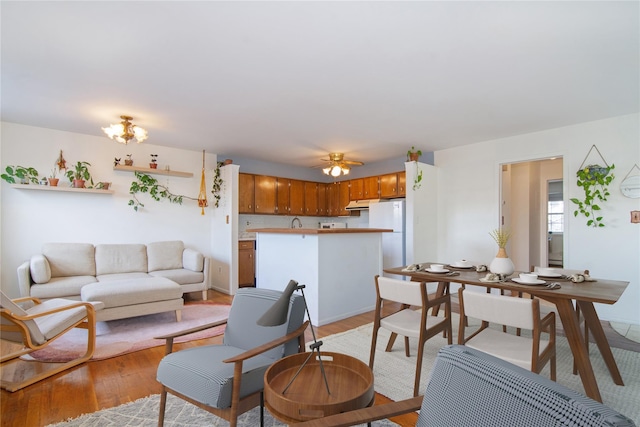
top-left (210, 161), bottom-right (224, 208)
top-left (570, 145), bottom-right (615, 228)
top-left (128, 172), bottom-right (195, 211)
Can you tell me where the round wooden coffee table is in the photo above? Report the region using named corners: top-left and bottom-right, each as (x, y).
top-left (264, 351), bottom-right (375, 423)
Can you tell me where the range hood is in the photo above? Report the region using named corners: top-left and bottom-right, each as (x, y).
top-left (345, 199), bottom-right (380, 210)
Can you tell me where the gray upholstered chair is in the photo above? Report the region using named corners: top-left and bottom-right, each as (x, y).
top-left (1, 290), bottom-right (99, 392)
top-left (295, 345), bottom-right (636, 427)
top-left (156, 287), bottom-right (308, 427)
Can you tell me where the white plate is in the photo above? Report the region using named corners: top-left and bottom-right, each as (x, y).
top-left (479, 277), bottom-right (500, 283)
top-left (450, 264), bottom-right (473, 269)
top-left (537, 273), bottom-right (562, 278)
top-left (425, 268), bottom-right (450, 273)
top-left (512, 278), bottom-right (546, 285)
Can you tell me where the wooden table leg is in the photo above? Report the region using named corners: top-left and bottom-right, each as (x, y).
top-left (552, 298), bottom-right (603, 402)
top-left (577, 301), bottom-right (624, 386)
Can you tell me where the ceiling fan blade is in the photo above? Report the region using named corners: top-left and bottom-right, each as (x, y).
top-left (343, 160), bottom-right (364, 166)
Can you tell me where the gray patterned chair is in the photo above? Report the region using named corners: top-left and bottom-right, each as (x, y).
top-left (296, 345), bottom-right (636, 427)
top-left (156, 287), bottom-right (308, 427)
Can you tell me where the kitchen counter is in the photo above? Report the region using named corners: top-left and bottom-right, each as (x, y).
top-left (247, 227), bottom-right (392, 234)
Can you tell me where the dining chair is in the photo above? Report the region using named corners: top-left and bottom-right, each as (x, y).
top-left (0, 290), bottom-right (99, 392)
top-left (369, 275), bottom-right (452, 397)
top-left (457, 287), bottom-right (556, 380)
top-left (155, 287), bottom-right (308, 427)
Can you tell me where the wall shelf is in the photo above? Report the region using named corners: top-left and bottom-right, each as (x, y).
top-left (113, 165), bottom-right (193, 178)
top-left (10, 184), bottom-right (114, 194)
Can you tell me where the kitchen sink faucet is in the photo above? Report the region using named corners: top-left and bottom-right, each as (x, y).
top-left (291, 217), bottom-right (302, 228)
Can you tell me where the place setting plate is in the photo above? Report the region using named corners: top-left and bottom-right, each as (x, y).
top-left (511, 278), bottom-right (547, 286)
top-left (536, 273), bottom-right (563, 278)
top-left (425, 268), bottom-right (451, 274)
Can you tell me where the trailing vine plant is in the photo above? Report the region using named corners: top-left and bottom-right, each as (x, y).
top-left (1, 165), bottom-right (40, 184)
top-left (128, 172), bottom-right (196, 211)
top-left (210, 161), bottom-right (224, 208)
top-left (570, 164), bottom-right (615, 228)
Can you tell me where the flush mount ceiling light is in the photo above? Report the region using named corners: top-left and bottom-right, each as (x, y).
top-left (102, 115), bottom-right (148, 145)
top-left (320, 153), bottom-right (363, 177)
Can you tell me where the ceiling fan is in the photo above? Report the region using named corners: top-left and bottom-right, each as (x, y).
top-left (317, 153), bottom-right (364, 177)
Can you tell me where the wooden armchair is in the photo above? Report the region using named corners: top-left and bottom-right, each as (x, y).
top-left (1, 291), bottom-right (98, 391)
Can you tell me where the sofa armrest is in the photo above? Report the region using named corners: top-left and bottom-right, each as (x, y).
top-left (17, 261), bottom-right (32, 297)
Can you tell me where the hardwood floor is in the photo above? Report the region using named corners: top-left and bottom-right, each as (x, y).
top-left (2, 289), bottom-right (637, 427)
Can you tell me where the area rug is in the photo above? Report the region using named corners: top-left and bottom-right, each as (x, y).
top-left (23, 303), bottom-right (230, 362)
top-left (318, 316), bottom-right (640, 424)
top-left (47, 393), bottom-right (398, 426)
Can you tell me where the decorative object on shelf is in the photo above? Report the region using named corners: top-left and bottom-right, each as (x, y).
top-left (48, 168), bottom-right (59, 187)
top-left (488, 227), bottom-right (514, 276)
top-left (223, 159), bottom-right (233, 165)
top-left (211, 161), bottom-right (224, 208)
top-left (56, 150), bottom-right (67, 172)
top-left (128, 171), bottom-right (196, 211)
top-left (124, 154), bottom-right (133, 166)
top-left (620, 163), bottom-right (640, 199)
top-left (114, 157), bottom-right (121, 167)
top-left (149, 154), bottom-right (158, 169)
top-left (570, 145), bottom-right (615, 228)
top-left (65, 161), bottom-right (92, 189)
top-left (95, 182), bottom-right (111, 190)
top-left (1, 165), bottom-right (40, 184)
top-left (197, 150), bottom-right (208, 215)
top-left (407, 146), bottom-right (422, 162)
top-left (631, 211), bottom-right (640, 224)
top-left (102, 115), bottom-right (148, 145)
top-left (319, 153), bottom-right (363, 177)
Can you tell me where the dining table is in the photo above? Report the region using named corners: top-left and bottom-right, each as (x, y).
top-left (384, 264), bottom-right (630, 403)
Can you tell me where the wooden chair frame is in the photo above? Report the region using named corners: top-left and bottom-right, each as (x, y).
top-left (1, 296), bottom-right (97, 392)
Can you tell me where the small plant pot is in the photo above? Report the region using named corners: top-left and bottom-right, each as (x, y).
top-left (224, 159), bottom-right (233, 165)
top-left (124, 160), bottom-right (133, 166)
top-left (149, 163), bottom-right (158, 169)
top-left (48, 178), bottom-right (59, 187)
top-left (73, 179), bottom-right (85, 189)
top-left (99, 182), bottom-right (111, 190)
top-left (408, 153), bottom-right (420, 162)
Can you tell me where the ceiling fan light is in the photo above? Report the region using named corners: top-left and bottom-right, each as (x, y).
top-left (133, 126), bottom-right (148, 142)
top-left (102, 116), bottom-right (147, 145)
top-left (341, 166), bottom-right (350, 175)
top-left (330, 165), bottom-right (342, 177)
top-left (322, 167), bottom-right (332, 175)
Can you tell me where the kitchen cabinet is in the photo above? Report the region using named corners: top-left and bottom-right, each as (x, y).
top-left (238, 240), bottom-right (255, 287)
top-left (317, 183), bottom-right (328, 216)
top-left (363, 176), bottom-right (380, 199)
top-left (276, 178), bottom-right (290, 215)
top-left (338, 181), bottom-right (350, 216)
top-left (398, 171), bottom-right (406, 197)
top-left (289, 179), bottom-right (305, 216)
top-left (239, 173), bottom-right (255, 213)
top-left (254, 175), bottom-right (277, 214)
top-left (380, 173), bottom-right (399, 198)
top-left (304, 181), bottom-right (318, 215)
top-left (349, 179), bottom-right (364, 200)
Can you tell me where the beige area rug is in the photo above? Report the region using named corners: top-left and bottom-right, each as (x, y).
top-left (22, 303), bottom-right (230, 362)
top-left (318, 315), bottom-right (640, 425)
top-left (47, 393), bottom-right (398, 426)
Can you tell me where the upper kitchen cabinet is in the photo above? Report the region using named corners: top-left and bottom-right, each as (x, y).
top-left (289, 179), bottom-right (305, 216)
top-left (254, 175), bottom-right (277, 214)
top-left (398, 171), bottom-right (406, 197)
top-left (338, 181), bottom-right (350, 216)
top-left (349, 178), bottom-right (364, 200)
top-left (363, 176), bottom-right (380, 199)
top-left (317, 183), bottom-right (329, 216)
top-left (276, 177), bottom-right (290, 215)
top-left (304, 181), bottom-right (319, 216)
top-left (380, 172), bottom-right (399, 198)
top-left (239, 173), bottom-right (255, 213)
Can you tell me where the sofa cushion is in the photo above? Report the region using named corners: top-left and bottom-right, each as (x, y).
top-left (30, 276), bottom-right (97, 299)
top-left (81, 277), bottom-right (182, 308)
top-left (97, 272), bottom-right (151, 282)
top-left (42, 243), bottom-right (96, 278)
top-left (30, 255), bottom-right (51, 284)
top-left (183, 248), bottom-right (204, 272)
top-left (95, 244), bottom-right (147, 275)
top-left (149, 269), bottom-right (204, 285)
top-left (147, 241), bottom-right (184, 272)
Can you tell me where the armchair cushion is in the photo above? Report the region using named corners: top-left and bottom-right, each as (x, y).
top-left (30, 255), bottom-right (51, 284)
top-left (147, 241), bottom-right (184, 272)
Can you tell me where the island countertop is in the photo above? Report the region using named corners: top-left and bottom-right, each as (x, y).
top-left (247, 228), bottom-right (392, 234)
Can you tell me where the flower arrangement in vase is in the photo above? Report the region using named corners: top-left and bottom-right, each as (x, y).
top-left (488, 227), bottom-right (514, 275)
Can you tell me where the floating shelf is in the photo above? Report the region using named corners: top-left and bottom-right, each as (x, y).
top-left (10, 184), bottom-right (114, 194)
top-left (113, 165), bottom-right (193, 178)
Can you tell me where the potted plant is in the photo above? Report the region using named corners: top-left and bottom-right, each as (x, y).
top-left (65, 161), bottom-right (92, 188)
top-left (125, 154), bottom-right (133, 166)
top-left (488, 227), bottom-right (514, 275)
top-left (407, 146), bottom-right (422, 162)
top-left (571, 164), bottom-right (615, 228)
top-left (211, 161), bottom-right (224, 207)
top-left (1, 165), bottom-right (40, 184)
top-left (150, 154), bottom-right (158, 169)
top-left (48, 168), bottom-right (59, 187)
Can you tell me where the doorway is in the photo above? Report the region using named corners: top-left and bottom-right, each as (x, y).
top-left (500, 158), bottom-right (563, 271)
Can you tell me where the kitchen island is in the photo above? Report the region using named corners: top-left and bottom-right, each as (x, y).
top-left (247, 228), bottom-right (391, 326)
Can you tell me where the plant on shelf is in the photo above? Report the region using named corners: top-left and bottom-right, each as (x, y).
top-left (150, 154), bottom-right (158, 169)
top-left (125, 154), bottom-right (133, 166)
top-left (407, 146), bottom-right (422, 162)
top-left (48, 168), bottom-right (59, 187)
top-left (407, 146), bottom-right (423, 190)
top-left (65, 161), bottom-right (93, 188)
top-left (1, 165), bottom-right (40, 184)
top-left (210, 161), bottom-right (224, 208)
top-left (128, 171), bottom-right (196, 211)
top-left (570, 164), bottom-right (615, 228)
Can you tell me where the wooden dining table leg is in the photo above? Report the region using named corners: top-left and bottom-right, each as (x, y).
top-left (576, 300), bottom-right (624, 386)
top-left (551, 298), bottom-right (602, 402)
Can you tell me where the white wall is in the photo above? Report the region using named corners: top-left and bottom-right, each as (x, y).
top-left (1, 122), bottom-right (217, 297)
top-left (435, 113), bottom-right (640, 325)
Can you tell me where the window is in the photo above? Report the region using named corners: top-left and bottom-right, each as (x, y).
top-left (548, 200), bottom-right (564, 233)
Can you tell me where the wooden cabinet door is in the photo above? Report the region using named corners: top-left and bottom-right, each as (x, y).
top-left (349, 179), bottom-right (364, 200)
top-left (239, 173), bottom-right (255, 213)
top-left (304, 182), bottom-right (318, 216)
top-left (276, 178), bottom-right (290, 215)
top-left (317, 183), bottom-right (328, 216)
top-left (327, 182), bottom-right (339, 216)
top-left (289, 179), bottom-right (305, 216)
top-left (254, 175), bottom-right (277, 214)
top-left (238, 241), bottom-right (255, 287)
top-left (339, 181), bottom-right (350, 216)
top-left (380, 173), bottom-right (398, 198)
top-left (398, 171), bottom-right (406, 196)
top-left (363, 176), bottom-right (380, 199)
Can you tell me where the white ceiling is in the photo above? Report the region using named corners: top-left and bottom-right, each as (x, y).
top-left (1, 1), bottom-right (638, 168)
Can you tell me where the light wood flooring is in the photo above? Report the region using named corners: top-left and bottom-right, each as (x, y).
top-left (1, 290), bottom-right (638, 427)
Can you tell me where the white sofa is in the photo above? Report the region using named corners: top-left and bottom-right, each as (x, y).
top-left (17, 241), bottom-right (210, 322)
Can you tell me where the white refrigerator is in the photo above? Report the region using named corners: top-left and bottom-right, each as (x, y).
top-left (369, 200), bottom-right (406, 278)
